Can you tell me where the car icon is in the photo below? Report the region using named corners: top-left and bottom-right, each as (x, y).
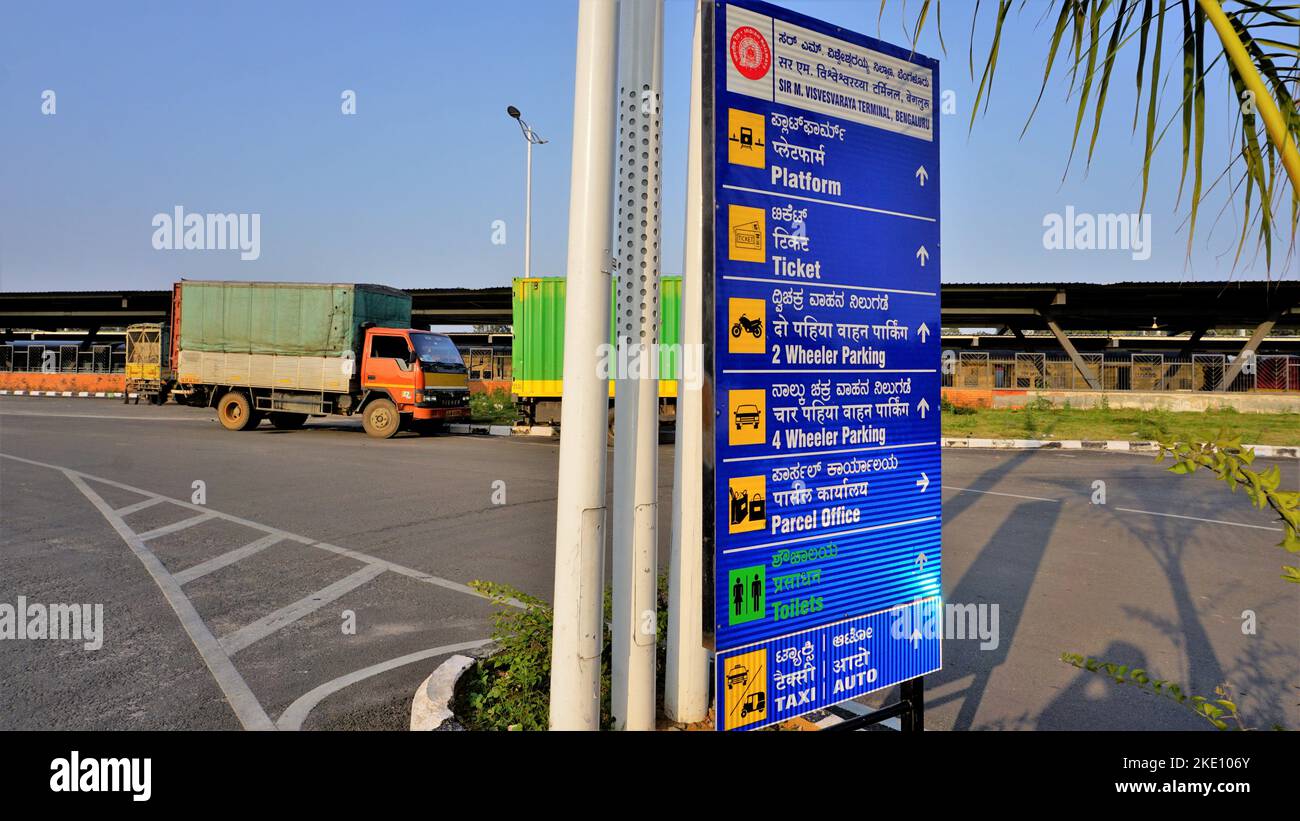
top-left (726, 664), bottom-right (749, 690)
top-left (734, 404), bottom-right (761, 429)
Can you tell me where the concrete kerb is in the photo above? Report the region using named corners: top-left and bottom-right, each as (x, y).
top-left (941, 437), bottom-right (1299, 459)
top-left (410, 643), bottom-right (498, 731)
top-left (446, 423), bottom-right (555, 438)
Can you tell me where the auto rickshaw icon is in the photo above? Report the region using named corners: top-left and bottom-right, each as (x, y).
top-left (741, 691), bottom-right (766, 718)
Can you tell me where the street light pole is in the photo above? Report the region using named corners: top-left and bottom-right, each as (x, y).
top-left (507, 105), bottom-right (547, 278)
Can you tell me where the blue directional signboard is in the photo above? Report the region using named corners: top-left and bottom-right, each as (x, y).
top-left (706, 0), bottom-right (942, 731)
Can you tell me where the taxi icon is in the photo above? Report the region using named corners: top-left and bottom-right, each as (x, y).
top-left (726, 664), bottom-right (749, 690)
top-left (733, 404), bottom-right (762, 430)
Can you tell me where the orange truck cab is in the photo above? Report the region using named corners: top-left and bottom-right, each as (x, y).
top-left (361, 328), bottom-right (471, 427)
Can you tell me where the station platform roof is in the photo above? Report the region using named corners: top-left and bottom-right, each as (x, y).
top-left (2, 280), bottom-right (1297, 333)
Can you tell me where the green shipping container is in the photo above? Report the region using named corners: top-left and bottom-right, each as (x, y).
top-left (178, 281), bottom-right (411, 358)
top-left (512, 276), bottom-right (683, 398)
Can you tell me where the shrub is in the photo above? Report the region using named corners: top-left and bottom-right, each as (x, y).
top-left (457, 572), bottom-right (673, 730)
top-left (470, 387), bottom-right (518, 424)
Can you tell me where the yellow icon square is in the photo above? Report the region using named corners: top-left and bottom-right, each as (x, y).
top-left (727, 108), bottom-right (766, 168)
top-left (727, 298), bottom-right (765, 354)
top-left (722, 648), bottom-right (768, 729)
top-left (727, 475), bottom-right (767, 534)
top-left (728, 388), bottom-right (765, 446)
top-left (728, 204), bottom-right (765, 264)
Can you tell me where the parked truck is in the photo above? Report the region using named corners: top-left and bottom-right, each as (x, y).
top-left (511, 275), bottom-right (682, 431)
top-left (126, 280), bottom-right (470, 438)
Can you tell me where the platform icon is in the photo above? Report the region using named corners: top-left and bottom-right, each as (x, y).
top-left (727, 108), bottom-right (766, 168)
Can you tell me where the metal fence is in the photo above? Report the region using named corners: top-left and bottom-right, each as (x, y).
top-left (943, 351), bottom-right (1300, 393)
top-left (465, 347), bottom-right (512, 382)
top-left (0, 344), bottom-right (125, 374)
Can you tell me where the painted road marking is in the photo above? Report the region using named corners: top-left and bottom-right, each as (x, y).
top-left (0, 410), bottom-right (200, 422)
top-left (942, 485), bottom-right (1060, 503)
top-left (219, 564), bottom-right (387, 655)
top-left (61, 470), bottom-right (275, 731)
top-left (114, 496), bottom-right (168, 516)
top-left (275, 639), bottom-right (492, 731)
top-left (1115, 507), bottom-right (1282, 532)
top-left (0, 451), bottom-right (501, 606)
top-left (137, 512), bottom-right (217, 541)
top-left (173, 533), bottom-right (284, 585)
top-left (0, 450), bottom-right (512, 730)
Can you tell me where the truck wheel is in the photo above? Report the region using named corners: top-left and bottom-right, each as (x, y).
top-left (363, 399), bottom-right (401, 439)
top-left (217, 392), bottom-right (260, 431)
top-left (269, 412), bottom-right (308, 430)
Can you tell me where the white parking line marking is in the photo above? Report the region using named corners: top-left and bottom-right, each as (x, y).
top-left (942, 485), bottom-right (1060, 503)
top-left (313, 541), bottom-right (484, 600)
top-left (173, 533), bottom-right (283, 585)
top-left (275, 639), bottom-right (492, 731)
top-left (1, 449), bottom-right (510, 730)
top-left (137, 512), bottom-right (217, 541)
top-left (218, 564), bottom-right (388, 655)
top-left (0, 410), bottom-right (204, 422)
top-left (1115, 507), bottom-right (1282, 532)
top-left (114, 496), bottom-right (167, 516)
top-left (62, 471), bottom-right (275, 730)
top-left (0, 451), bottom-right (506, 607)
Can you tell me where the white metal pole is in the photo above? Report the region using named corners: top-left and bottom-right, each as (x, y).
top-left (611, 0), bottom-right (664, 731)
top-left (549, 0), bottom-right (619, 731)
top-left (524, 139), bottom-right (533, 277)
top-left (665, 0), bottom-right (708, 725)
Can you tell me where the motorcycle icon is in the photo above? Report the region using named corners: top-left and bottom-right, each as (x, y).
top-left (731, 314), bottom-right (763, 339)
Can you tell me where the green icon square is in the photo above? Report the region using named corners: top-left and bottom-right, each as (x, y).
top-left (728, 565), bottom-right (766, 626)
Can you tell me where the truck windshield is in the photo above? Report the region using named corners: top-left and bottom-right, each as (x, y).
top-left (411, 333), bottom-right (465, 368)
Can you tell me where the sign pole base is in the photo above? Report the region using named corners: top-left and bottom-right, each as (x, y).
top-left (823, 676), bottom-right (926, 732)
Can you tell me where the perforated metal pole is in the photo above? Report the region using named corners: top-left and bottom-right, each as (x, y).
top-left (611, 0), bottom-right (664, 731)
top-left (665, 0), bottom-right (709, 725)
top-left (549, 0), bottom-right (619, 731)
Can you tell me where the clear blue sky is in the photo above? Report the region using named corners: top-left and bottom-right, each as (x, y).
top-left (1, 0), bottom-right (1293, 292)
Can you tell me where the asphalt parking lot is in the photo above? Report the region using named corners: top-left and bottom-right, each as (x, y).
top-left (1, 396), bottom-right (1296, 731)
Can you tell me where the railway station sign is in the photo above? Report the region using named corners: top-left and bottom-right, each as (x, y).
top-left (705, 0), bottom-right (942, 731)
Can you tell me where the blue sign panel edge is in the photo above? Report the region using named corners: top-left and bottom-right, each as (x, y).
top-left (706, 0), bottom-right (943, 731)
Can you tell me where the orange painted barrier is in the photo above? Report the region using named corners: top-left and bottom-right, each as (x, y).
top-left (941, 388), bottom-right (994, 409)
top-left (0, 372), bottom-right (126, 394)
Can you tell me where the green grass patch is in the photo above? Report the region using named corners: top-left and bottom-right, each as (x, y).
top-left (469, 387), bottom-right (518, 424)
top-left (941, 404), bottom-right (1300, 446)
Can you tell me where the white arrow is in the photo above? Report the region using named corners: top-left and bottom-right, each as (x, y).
top-left (910, 628), bottom-right (922, 650)
top-left (917, 397), bottom-right (930, 419)
top-left (915, 165), bottom-right (928, 186)
top-left (915, 552), bottom-right (928, 571)
top-left (917, 322), bottom-right (930, 343)
top-left (916, 472), bottom-right (930, 493)
top-left (915, 245), bottom-right (929, 267)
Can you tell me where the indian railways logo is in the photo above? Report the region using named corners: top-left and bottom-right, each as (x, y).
top-left (730, 25), bottom-right (771, 81)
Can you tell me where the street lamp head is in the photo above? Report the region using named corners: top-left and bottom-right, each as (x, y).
top-left (506, 105), bottom-right (521, 119)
